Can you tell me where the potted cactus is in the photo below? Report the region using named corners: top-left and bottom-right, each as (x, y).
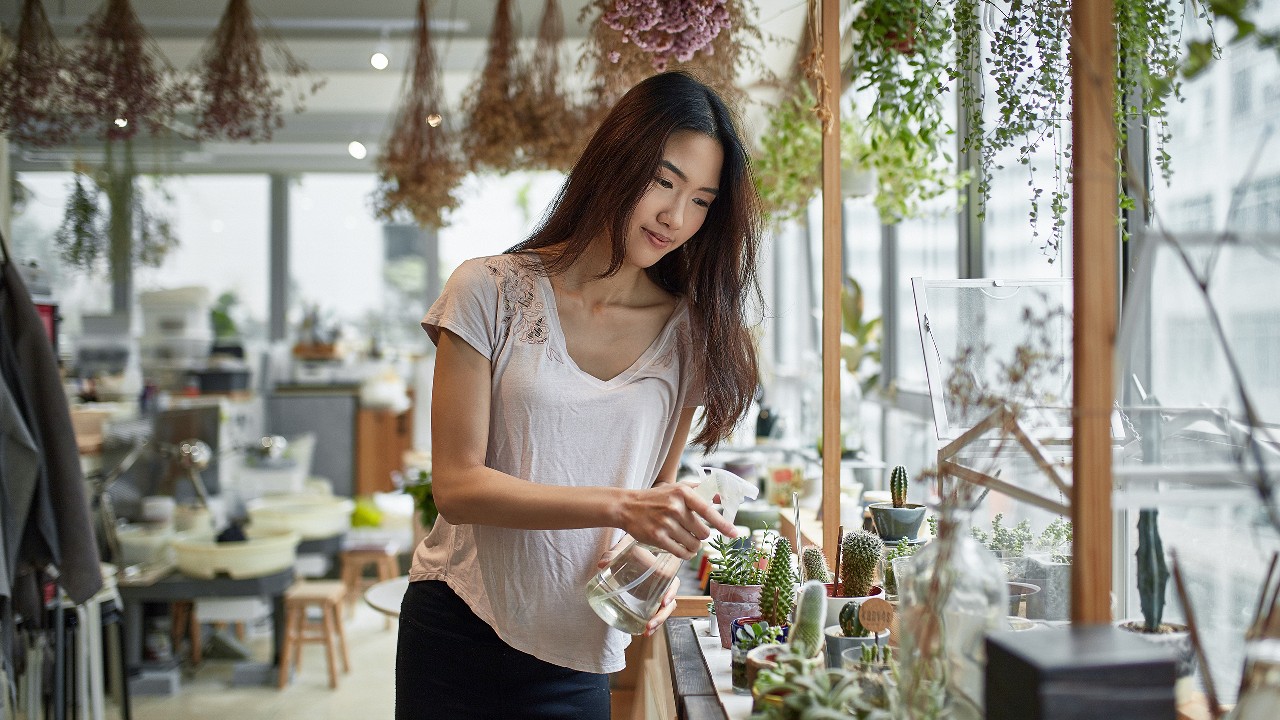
top-left (1117, 509), bottom-right (1196, 678)
top-left (787, 580), bottom-right (828, 660)
top-left (707, 534), bottom-right (769, 648)
top-left (822, 597), bottom-right (892, 669)
top-left (868, 465), bottom-right (927, 542)
top-left (825, 529), bottom-right (885, 623)
top-left (883, 536), bottom-right (921, 597)
top-left (799, 545), bottom-right (831, 584)
top-left (758, 536), bottom-right (798, 631)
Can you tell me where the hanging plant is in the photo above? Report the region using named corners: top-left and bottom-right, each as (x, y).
top-left (72, 0), bottom-right (193, 141)
top-left (193, 0), bottom-right (325, 143)
top-left (580, 0), bottom-right (768, 124)
top-left (601, 0), bottom-right (731, 72)
top-left (753, 83), bottom-right (864, 224)
top-left (849, 0), bottom-right (969, 224)
top-left (54, 172), bottom-right (107, 270)
top-left (461, 0), bottom-right (522, 174)
top-left (512, 0), bottom-right (583, 172)
top-left (373, 0), bottom-right (465, 229)
top-left (0, 0), bottom-right (81, 146)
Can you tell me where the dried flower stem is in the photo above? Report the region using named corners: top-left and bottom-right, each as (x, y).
top-left (0, 0), bottom-right (80, 146)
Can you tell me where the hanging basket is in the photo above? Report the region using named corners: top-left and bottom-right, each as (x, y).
top-left (373, 0), bottom-right (465, 229)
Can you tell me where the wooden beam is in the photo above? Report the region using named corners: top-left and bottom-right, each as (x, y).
top-left (820, 0), bottom-right (842, 562)
top-left (1069, 0), bottom-right (1117, 624)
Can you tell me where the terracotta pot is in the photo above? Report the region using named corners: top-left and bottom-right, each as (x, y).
top-left (710, 580), bottom-right (763, 649)
top-left (745, 642), bottom-right (786, 695)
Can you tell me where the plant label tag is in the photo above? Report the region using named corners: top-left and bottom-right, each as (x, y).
top-left (859, 597), bottom-right (894, 634)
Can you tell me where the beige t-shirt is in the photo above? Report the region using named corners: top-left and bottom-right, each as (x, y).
top-left (410, 254), bottom-right (703, 674)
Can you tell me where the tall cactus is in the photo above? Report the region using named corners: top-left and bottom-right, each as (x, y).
top-left (800, 545), bottom-right (831, 583)
top-left (788, 580), bottom-right (828, 658)
top-left (890, 464), bottom-right (909, 508)
top-left (839, 530), bottom-right (883, 597)
top-left (1136, 509), bottom-right (1169, 632)
top-left (760, 536), bottom-right (797, 626)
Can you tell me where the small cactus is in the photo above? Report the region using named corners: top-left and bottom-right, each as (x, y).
top-left (890, 465), bottom-right (909, 508)
top-left (839, 598), bottom-right (869, 637)
top-left (800, 546), bottom-right (831, 583)
top-left (760, 536), bottom-right (797, 627)
top-left (788, 580), bottom-right (827, 658)
top-left (839, 530), bottom-right (884, 598)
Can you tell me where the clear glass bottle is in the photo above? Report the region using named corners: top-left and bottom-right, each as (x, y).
top-left (896, 504), bottom-right (1007, 720)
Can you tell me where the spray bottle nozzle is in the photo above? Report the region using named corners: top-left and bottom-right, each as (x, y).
top-left (692, 466), bottom-right (759, 529)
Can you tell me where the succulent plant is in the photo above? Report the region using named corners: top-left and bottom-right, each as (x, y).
top-left (890, 464), bottom-right (908, 508)
top-left (838, 598), bottom-right (869, 638)
top-left (788, 580), bottom-right (827, 659)
top-left (760, 536), bottom-right (797, 627)
top-left (800, 545), bottom-right (831, 583)
top-left (839, 529), bottom-right (883, 598)
top-left (883, 536), bottom-right (920, 596)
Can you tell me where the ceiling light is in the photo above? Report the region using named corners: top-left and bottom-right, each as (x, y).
top-left (426, 113), bottom-right (442, 128)
top-left (370, 27), bottom-right (391, 70)
top-left (348, 141), bottom-right (367, 160)
top-left (114, 117), bottom-right (128, 128)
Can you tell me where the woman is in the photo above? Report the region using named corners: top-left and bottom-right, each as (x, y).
top-left (396, 71), bottom-right (761, 719)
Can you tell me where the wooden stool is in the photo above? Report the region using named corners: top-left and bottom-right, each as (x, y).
top-left (340, 545), bottom-right (401, 627)
top-left (277, 580), bottom-right (350, 689)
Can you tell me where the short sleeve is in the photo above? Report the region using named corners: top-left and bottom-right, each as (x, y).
top-left (683, 370), bottom-right (705, 409)
top-left (422, 257), bottom-right (499, 359)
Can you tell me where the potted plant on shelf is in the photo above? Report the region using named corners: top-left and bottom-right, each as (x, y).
top-left (823, 597), bottom-right (891, 670)
top-left (731, 619), bottom-right (782, 694)
top-left (733, 536), bottom-right (796, 641)
top-left (971, 512), bottom-right (1034, 578)
top-left (800, 545), bottom-right (831, 585)
top-left (707, 534), bottom-right (769, 648)
top-left (1025, 517), bottom-right (1072, 621)
top-left (883, 536), bottom-right (921, 598)
top-left (868, 465), bottom-right (927, 542)
top-left (1117, 509), bottom-right (1196, 678)
top-left (826, 528), bottom-right (885, 622)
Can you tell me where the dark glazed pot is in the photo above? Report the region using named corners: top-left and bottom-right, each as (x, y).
top-left (867, 502), bottom-right (926, 541)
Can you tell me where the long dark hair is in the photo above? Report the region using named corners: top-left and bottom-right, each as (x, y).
top-left (507, 71), bottom-right (761, 451)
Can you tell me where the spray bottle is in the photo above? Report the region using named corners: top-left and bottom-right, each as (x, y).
top-left (586, 467), bottom-right (759, 634)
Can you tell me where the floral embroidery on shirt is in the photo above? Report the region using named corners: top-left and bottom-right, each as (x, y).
top-left (484, 256), bottom-right (549, 345)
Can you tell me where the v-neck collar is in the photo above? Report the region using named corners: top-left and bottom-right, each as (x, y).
top-left (528, 257), bottom-right (687, 389)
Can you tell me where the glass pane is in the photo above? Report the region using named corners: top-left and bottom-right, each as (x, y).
top-left (135, 175), bottom-right (270, 343)
top-left (896, 203), bottom-right (960, 389)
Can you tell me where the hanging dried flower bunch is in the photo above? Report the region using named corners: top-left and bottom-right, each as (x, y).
top-left (579, 0), bottom-right (766, 126)
top-left (54, 172), bottom-right (107, 269)
top-left (461, 0), bottom-right (523, 173)
top-left (72, 0), bottom-right (193, 141)
top-left (373, 0), bottom-right (465, 229)
top-left (512, 0), bottom-right (583, 171)
top-left (0, 0), bottom-right (81, 146)
top-left (194, 0), bottom-right (325, 142)
top-left (602, 0), bottom-right (730, 72)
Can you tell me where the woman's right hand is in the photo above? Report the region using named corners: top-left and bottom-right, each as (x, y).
top-left (618, 481), bottom-right (739, 559)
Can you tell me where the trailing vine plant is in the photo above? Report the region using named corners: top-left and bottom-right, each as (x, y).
top-left (849, 0), bottom-right (970, 223)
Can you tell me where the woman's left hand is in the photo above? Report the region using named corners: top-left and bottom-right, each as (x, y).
top-left (643, 576), bottom-right (681, 637)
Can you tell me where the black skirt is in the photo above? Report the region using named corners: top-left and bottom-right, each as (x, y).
top-left (395, 579), bottom-right (611, 720)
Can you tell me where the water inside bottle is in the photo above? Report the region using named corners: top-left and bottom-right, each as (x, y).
top-left (585, 566), bottom-right (655, 635)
